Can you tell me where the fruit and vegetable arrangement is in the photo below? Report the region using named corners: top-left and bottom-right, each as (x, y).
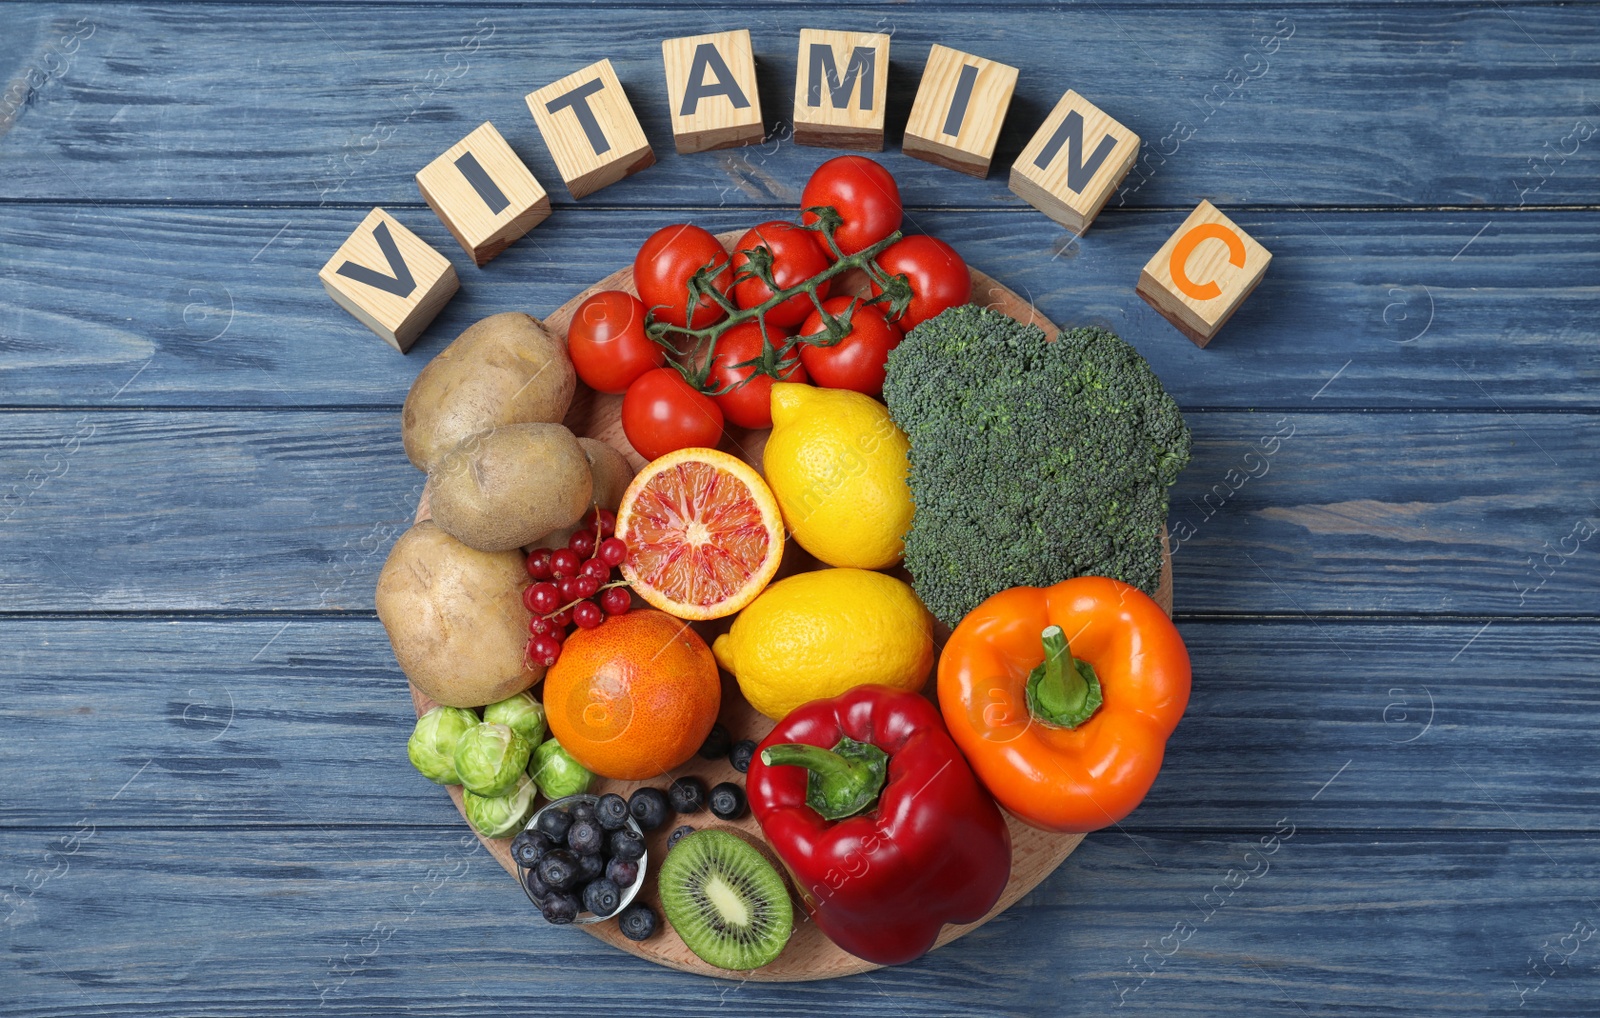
top-left (376, 156), bottom-right (1194, 976)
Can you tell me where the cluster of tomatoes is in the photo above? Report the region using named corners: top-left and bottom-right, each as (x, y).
top-left (565, 156), bottom-right (973, 460)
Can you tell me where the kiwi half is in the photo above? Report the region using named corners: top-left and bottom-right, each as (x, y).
top-left (658, 829), bottom-right (793, 970)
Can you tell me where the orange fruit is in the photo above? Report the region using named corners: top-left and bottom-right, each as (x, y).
top-left (542, 609), bottom-right (721, 780)
top-left (615, 447), bottom-right (784, 621)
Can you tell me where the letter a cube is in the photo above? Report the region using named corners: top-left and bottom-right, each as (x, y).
top-left (527, 59), bottom-right (655, 199)
top-left (792, 29), bottom-right (890, 151)
top-left (662, 30), bottom-right (764, 154)
top-left (902, 44), bottom-right (1018, 178)
top-left (1137, 200), bottom-right (1271, 347)
top-left (320, 209), bottom-right (459, 353)
top-left (1010, 90), bottom-right (1139, 234)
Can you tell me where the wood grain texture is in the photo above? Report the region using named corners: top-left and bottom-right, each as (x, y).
top-left (5, 825), bottom-right (1597, 1017)
top-left (1, 409), bottom-right (1594, 614)
top-left (1, 6), bottom-right (1598, 207)
top-left (3, 205), bottom-right (1598, 410)
top-left (10, 618), bottom-right (1597, 832)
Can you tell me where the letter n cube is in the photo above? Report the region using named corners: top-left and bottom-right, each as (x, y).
top-left (1010, 90), bottom-right (1139, 234)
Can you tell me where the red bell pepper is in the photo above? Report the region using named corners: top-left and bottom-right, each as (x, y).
top-left (747, 685), bottom-right (1012, 966)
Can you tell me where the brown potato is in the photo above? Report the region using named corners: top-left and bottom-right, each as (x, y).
top-left (428, 423), bottom-right (593, 552)
top-left (401, 312), bottom-right (576, 471)
top-left (528, 438), bottom-right (637, 552)
top-left (375, 521), bottom-right (541, 708)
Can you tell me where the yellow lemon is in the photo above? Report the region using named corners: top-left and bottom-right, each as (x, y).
top-left (762, 383), bottom-right (913, 569)
top-left (712, 568), bottom-right (933, 720)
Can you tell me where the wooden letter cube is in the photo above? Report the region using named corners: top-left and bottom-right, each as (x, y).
top-left (526, 59), bottom-right (655, 199)
top-left (319, 208), bottom-right (459, 353)
top-left (902, 44), bottom-right (1018, 178)
top-left (1010, 90), bottom-right (1139, 235)
top-left (662, 30), bottom-right (764, 154)
top-left (1136, 200), bottom-right (1271, 347)
top-left (416, 122), bottom-right (551, 267)
top-left (792, 29), bottom-right (889, 151)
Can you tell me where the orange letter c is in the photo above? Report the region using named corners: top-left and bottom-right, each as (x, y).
top-left (1170, 223), bottom-right (1246, 301)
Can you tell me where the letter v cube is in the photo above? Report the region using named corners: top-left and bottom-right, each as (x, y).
top-left (319, 208), bottom-right (459, 353)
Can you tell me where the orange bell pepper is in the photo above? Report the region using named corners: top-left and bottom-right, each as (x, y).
top-left (937, 577), bottom-right (1191, 833)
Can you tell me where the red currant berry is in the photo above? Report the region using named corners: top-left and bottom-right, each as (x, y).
top-left (550, 548), bottom-right (581, 579)
top-left (529, 615), bottom-right (555, 636)
top-left (547, 625), bottom-right (565, 643)
top-left (581, 558), bottom-right (610, 584)
top-left (568, 528), bottom-right (597, 558)
top-left (600, 586), bottom-right (631, 616)
top-left (598, 537), bottom-right (628, 567)
top-left (591, 508), bottom-right (617, 538)
top-left (574, 575), bottom-right (600, 599)
top-left (559, 576), bottom-right (583, 602)
top-left (525, 548), bottom-right (553, 580)
top-left (550, 608), bottom-right (572, 628)
top-left (573, 600), bottom-right (605, 629)
top-left (525, 582), bottom-right (561, 615)
top-left (530, 634), bottom-right (561, 663)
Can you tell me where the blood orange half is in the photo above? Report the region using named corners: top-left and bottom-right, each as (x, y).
top-left (615, 448), bottom-right (784, 621)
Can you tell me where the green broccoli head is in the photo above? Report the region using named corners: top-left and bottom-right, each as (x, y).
top-left (882, 304), bottom-right (1191, 627)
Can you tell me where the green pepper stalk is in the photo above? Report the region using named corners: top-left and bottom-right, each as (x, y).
top-left (758, 736), bottom-right (890, 821)
top-left (644, 206), bottom-right (914, 395)
top-left (1023, 625), bottom-right (1104, 729)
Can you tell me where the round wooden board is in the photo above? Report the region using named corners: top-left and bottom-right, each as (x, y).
top-left (407, 231), bottom-right (1174, 981)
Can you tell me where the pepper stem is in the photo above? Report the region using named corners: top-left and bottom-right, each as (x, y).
top-left (759, 737), bottom-right (889, 821)
top-left (1024, 625), bottom-right (1104, 729)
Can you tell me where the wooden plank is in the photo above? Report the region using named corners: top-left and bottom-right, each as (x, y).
top-left (2, 617), bottom-right (1598, 832)
top-left (0, 410), bottom-right (1595, 614)
top-left (1, 6), bottom-right (1597, 207)
top-left (3, 825), bottom-right (1596, 1013)
top-left (3, 204), bottom-right (1598, 410)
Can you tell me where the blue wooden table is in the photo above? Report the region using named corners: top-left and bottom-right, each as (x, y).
top-left (3, 2), bottom-right (1598, 1014)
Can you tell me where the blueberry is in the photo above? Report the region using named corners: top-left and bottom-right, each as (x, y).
top-left (667, 824), bottom-right (694, 850)
top-left (567, 818), bottom-right (604, 856)
top-left (537, 849), bottom-right (579, 891)
top-left (570, 801), bottom-right (596, 822)
top-left (574, 850), bottom-right (605, 884)
top-left (729, 739), bottom-right (758, 773)
top-left (535, 808), bottom-right (574, 841)
top-left (510, 829), bottom-right (552, 868)
top-left (609, 827), bottom-right (646, 861)
top-left (708, 782), bottom-right (748, 821)
top-left (606, 857), bottom-right (639, 888)
top-left (582, 877), bottom-right (622, 917)
top-left (618, 903), bottom-right (658, 941)
top-left (628, 787), bottom-right (670, 831)
top-left (698, 722), bottom-right (732, 759)
top-left (595, 793), bottom-right (630, 831)
top-left (523, 863), bottom-right (552, 903)
top-left (669, 776), bottom-right (707, 814)
top-left (542, 891), bottom-right (580, 925)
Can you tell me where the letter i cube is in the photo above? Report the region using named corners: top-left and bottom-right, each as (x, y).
top-left (1136, 200), bottom-right (1271, 347)
top-left (902, 44), bottom-right (1018, 178)
top-left (416, 122), bottom-right (550, 267)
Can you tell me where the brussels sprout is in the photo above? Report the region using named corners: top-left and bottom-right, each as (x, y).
top-left (406, 706), bottom-right (480, 785)
top-left (529, 738), bottom-right (594, 800)
top-left (453, 722), bottom-right (533, 796)
top-left (463, 773), bottom-right (536, 839)
top-left (483, 691), bottom-right (546, 747)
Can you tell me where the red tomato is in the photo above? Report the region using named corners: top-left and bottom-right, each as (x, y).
top-left (796, 297), bottom-right (903, 397)
top-left (708, 322), bottom-right (808, 430)
top-left (621, 368), bottom-right (724, 462)
top-left (869, 235), bottom-right (972, 332)
top-left (799, 156), bottom-right (903, 257)
top-left (634, 224), bottom-right (733, 329)
top-left (730, 221), bottom-right (833, 329)
top-left (566, 290), bottom-right (665, 394)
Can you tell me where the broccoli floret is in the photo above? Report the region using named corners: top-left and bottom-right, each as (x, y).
top-left (882, 304), bottom-right (1191, 627)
